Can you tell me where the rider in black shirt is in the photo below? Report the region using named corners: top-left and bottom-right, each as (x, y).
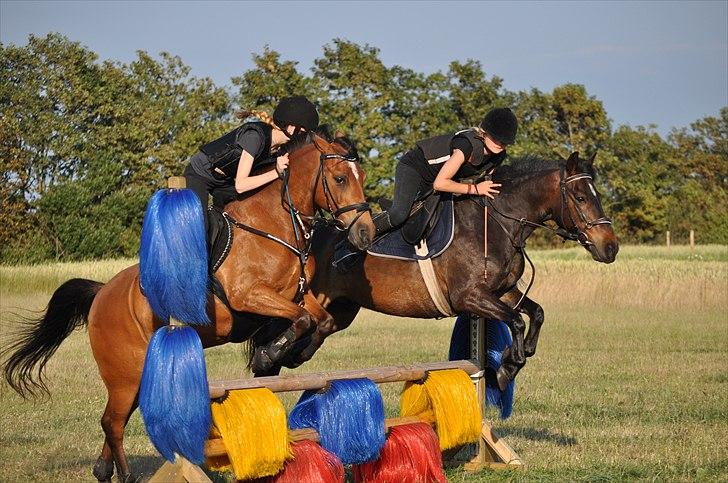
top-left (374, 107), bottom-right (518, 236)
top-left (183, 96), bottom-right (319, 225)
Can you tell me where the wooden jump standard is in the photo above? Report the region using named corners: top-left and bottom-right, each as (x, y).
top-left (150, 317), bottom-right (523, 482)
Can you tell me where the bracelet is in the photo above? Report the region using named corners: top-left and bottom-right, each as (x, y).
top-left (466, 184), bottom-right (473, 195)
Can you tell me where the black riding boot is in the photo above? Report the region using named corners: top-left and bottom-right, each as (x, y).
top-left (373, 211), bottom-right (395, 238)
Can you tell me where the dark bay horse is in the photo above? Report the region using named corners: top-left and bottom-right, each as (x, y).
top-left (295, 152), bottom-right (618, 387)
top-left (1, 131), bottom-right (375, 482)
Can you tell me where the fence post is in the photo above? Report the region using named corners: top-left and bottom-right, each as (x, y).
top-left (690, 230), bottom-right (695, 253)
top-left (666, 231), bottom-right (671, 248)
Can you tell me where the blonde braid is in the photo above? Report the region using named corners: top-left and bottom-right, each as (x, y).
top-left (235, 110), bottom-right (280, 129)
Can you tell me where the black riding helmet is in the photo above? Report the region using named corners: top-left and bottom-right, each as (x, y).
top-left (480, 107), bottom-right (518, 145)
top-left (273, 96), bottom-right (319, 133)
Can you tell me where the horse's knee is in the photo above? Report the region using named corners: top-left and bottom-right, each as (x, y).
top-left (533, 306), bottom-right (544, 324)
top-left (100, 413), bottom-right (114, 438)
top-left (291, 311), bottom-right (314, 336)
top-left (512, 315), bottom-right (526, 333)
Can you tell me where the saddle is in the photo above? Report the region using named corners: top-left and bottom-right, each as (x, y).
top-left (367, 194), bottom-right (455, 261)
top-left (379, 191), bottom-right (444, 245)
top-left (207, 207), bottom-right (233, 273)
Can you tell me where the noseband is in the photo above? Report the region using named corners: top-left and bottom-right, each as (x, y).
top-left (558, 167), bottom-right (612, 247)
top-left (318, 153), bottom-right (371, 231)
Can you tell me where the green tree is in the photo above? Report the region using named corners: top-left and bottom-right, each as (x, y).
top-left (309, 40), bottom-right (404, 200)
top-left (511, 84), bottom-right (610, 159)
top-left (667, 108), bottom-right (728, 243)
top-left (446, 59), bottom-right (504, 128)
top-left (233, 46), bottom-right (314, 114)
top-left (601, 125), bottom-right (679, 242)
top-left (1, 34), bottom-right (230, 262)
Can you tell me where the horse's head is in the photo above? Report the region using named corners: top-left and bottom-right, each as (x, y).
top-left (307, 129), bottom-right (374, 250)
top-left (558, 152), bottom-right (619, 263)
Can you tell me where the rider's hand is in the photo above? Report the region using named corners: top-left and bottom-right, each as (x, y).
top-left (275, 153), bottom-right (290, 177)
top-left (475, 180), bottom-right (501, 199)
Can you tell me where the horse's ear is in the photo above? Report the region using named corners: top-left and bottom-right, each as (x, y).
top-left (588, 151), bottom-right (597, 165)
top-left (566, 151), bottom-right (580, 173)
top-left (335, 130), bottom-right (346, 139)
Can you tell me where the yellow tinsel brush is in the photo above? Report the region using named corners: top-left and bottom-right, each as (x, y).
top-left (207, 388), bottom-right (292, 480)
top-left (400, 369), bottom-right (481, 450)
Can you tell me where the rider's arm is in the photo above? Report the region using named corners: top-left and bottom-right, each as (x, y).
top-left (432, 150), bottom-right (472, 194)
top-left (232, 130), bottom-right (279, 194)
top-left (234, 151), bottom-right (279, 194)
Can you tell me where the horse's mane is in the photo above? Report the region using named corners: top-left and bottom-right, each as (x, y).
top-left (251, 125), bottom-right (358, 177)
top-left (493, 155), bottom-right (596, 182)
top-left (275, 124), bottom-right (358, 160)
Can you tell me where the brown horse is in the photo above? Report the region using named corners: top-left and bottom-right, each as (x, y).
top-left (1, 131), bottom-right (374, 482)
top-left (288, 152), bottom-right (619, 386)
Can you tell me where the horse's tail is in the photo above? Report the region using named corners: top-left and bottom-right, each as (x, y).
top-left (1, 278), bottom-right (103, 398)
top-left (139, 187), bottom-right (209, 325)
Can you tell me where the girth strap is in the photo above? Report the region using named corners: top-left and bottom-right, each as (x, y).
top-left (414, 239), bottom-right (454, 317)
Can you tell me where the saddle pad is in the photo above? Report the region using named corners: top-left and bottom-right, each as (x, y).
top-left (367, 199), bottom-right (454, 261)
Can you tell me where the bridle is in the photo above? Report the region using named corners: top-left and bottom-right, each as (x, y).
top-left (557, 166), bottom-right (612, 247)
top-left (484, 166), bottom-right (612, 248)
top-left (314, 143), bottom-right (371, 231)
top-left (476, 164), bottom-right (612, 310)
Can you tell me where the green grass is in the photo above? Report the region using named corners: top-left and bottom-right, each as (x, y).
top-left (1, 245), bottom-right (727, 482)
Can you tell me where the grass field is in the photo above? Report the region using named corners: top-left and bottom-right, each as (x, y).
top-left (1, 245), bottom-right (726, 482)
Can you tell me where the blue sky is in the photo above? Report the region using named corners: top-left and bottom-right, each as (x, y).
top-left (2, 1), bottom-right (726, 137)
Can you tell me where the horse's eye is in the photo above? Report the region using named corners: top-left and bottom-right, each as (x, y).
top-left (576, 196), bottom-right (586, 203)
top-left (334, 175), bottom-right (347, 185)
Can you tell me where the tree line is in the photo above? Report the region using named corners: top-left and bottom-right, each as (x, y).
top-left (1, 33), bottom-right (726, 263)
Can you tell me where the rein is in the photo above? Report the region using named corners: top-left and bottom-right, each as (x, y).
top-left (223, 142), bottom-right (370, 304)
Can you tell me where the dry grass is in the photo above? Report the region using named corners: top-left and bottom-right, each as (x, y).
top-left (1, 245), bottom-right (726, 482)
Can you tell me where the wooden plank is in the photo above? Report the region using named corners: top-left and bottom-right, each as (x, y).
top-left (481, 422), bottom-right (524, 466)
top-left (148, 460), bottom-right (187, 483)
top-left (208, 360), bottom-right (479, 399)
top-left (204, 416), bottom-right (425, 458)
top-left (180, 458), bottom-right (214, 483)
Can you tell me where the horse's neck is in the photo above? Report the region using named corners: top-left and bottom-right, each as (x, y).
top-left (226, 148), bottom-right (318, 221)
top-left (495, 169), bottom-right (561, 227)
top-left (286, 148), bottom-right (319, 216)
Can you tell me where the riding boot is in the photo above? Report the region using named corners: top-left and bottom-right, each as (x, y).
top-left (373, 211), bottom-right (394, 238)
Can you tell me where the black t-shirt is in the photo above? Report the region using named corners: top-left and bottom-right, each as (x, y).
top-left (235, 129), bottom-right (266, 159)
top-left (190, 128), bottom-right (267, 181)
top-left (400, 134), bottom-right (478, 184)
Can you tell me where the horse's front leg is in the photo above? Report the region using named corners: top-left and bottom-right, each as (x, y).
top-left (241, 285), bottom-right (316, 375)
top-left (288, 292), bottom-right (340, 365)
top-left (501, 289), bottom-right (545, 358)
top-left (458, 291), bottom-right (525, 391)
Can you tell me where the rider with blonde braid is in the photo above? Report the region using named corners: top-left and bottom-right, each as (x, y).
top-left (183, 96), bottom-right (319, 224)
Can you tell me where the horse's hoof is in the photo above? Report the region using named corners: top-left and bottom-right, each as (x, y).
top-left (251, 347), bottom-right (274, 373)
top-left (92, 457), bottom-right (113, 482)
top-left (496, 367), bottom-right (510, 391)
top-left (282, 358), bottom-right (303, 369)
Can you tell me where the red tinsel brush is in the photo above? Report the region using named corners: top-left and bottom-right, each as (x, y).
top-left (251, 440), bottom-right (345, 483)
top-left (352, 422), bottom-right (447, 483)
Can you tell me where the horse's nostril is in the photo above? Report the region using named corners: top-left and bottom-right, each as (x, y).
top-left (606, 242), bottom-right (618, 260)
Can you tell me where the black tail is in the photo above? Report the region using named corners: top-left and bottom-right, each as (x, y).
top-left (1, 278), bottom-right (103, 398)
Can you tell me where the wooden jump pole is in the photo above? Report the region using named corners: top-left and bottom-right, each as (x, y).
top-left (208, 359), bottom-right (479, 398)
top-left (461, 316), bottom-right (524, 470)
